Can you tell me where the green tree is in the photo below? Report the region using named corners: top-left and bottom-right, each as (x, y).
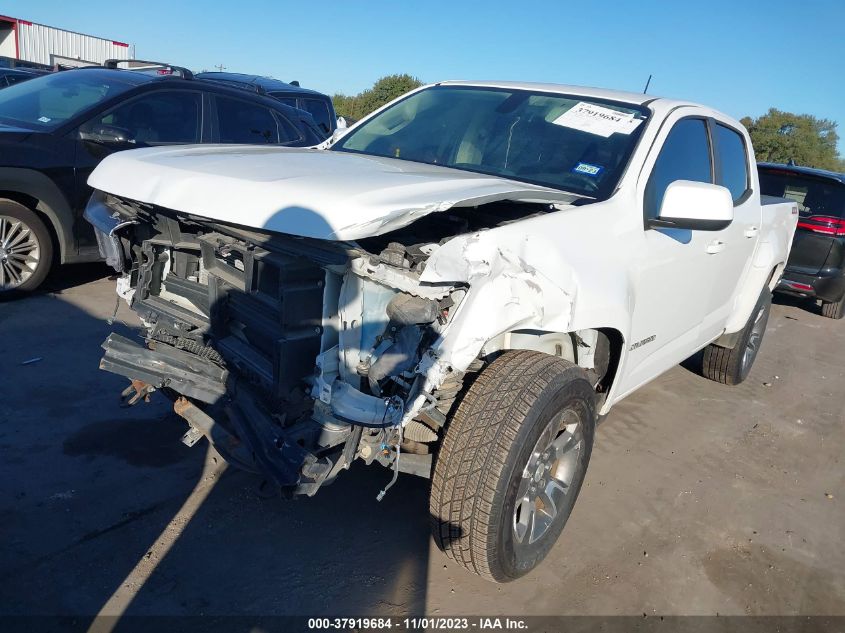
top-left (333, 74), bottom-right (423, 122)
top-left (741, 109), bottom-right (845, 171)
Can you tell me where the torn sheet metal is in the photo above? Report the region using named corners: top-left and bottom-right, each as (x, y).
top-left (416, 231), bottom-right (578, 385)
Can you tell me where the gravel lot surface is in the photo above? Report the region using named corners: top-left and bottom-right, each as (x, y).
top-left (1, 265), bottom-right (842, 622)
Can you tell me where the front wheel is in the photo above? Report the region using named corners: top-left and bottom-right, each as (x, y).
top-left (429, 350), bottom-right (596, 583)
top-left (702, 289), bottom-right (771, 385)
top-left (0, 200), bottom-right (53, 293)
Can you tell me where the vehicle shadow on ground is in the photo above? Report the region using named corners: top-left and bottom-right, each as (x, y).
top-left (0, 261), bottom-right (112, 304)
top-left (0, 261), bottom-right (434, 629)
top-left (114, 459), bottom-right (434, 618)
top-left (41, 262), bottom-right (114, 294)
top-left (772, 292), bottom-right (824, 317)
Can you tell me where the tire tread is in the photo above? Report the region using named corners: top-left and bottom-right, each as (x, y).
top-left (701, 290), bottom-right (771, 386)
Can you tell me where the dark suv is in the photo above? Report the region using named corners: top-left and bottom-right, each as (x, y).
top-left (758, 162), bottom-right (845, 318)
top-left (0, 62), bottom-right (324, 293)
top-left (196, 72), bottom-right (337, 136)
top-left (0, 67), bottom-right (49, 88)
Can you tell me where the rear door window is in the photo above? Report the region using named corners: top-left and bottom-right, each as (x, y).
top-left (215, 95), bottom-right (279, 144)
top-left (714, 124), bottom-right (749, 203)
top-left (644, 118), bottom-right (712, 219)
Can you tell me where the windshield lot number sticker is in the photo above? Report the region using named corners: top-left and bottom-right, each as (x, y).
top-left (553, 102), bottom-right (642, 137)
top-left (573, 162), bottom-right (604, 177)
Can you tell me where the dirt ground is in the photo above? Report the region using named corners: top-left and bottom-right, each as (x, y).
top-left (1, 264), bottom-right (843, 622)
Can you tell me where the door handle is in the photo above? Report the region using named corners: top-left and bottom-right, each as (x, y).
top-left (744, 226), bottom-right (759, 238)
top-left (706, 240), bottom-right (726, 254)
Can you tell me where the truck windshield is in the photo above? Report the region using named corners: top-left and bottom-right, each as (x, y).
top-left (332, 85), bottom-right (649, 199)
top-left (0, 71), bottom-right (137, 130)
top-left (759, 169), bottom-right (845, 219)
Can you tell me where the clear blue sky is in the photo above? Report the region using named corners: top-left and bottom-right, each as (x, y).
top-left (6, 0), bottom-right (845, 152)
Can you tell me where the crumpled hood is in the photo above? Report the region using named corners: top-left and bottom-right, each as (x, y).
top-left (87, 145), bottom-right (578, 240)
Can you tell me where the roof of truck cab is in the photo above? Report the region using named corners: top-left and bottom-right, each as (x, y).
top-left (432, 80), bottom-right (742, 128)
top-left (436, 80), bottom-right (674, 106)
top-left (758, 162), bottom-right (845, 185)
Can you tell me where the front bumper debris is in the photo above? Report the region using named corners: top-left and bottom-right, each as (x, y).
top-left (100, 333), bottom-right (228, 404)
top-left (83, 192), bottom-right (137, 272)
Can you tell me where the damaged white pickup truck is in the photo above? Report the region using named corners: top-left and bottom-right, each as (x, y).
top-left (84, 81), bottom-right (798, 582)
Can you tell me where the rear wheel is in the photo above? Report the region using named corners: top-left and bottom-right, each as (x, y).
top-left (821, 294), bottom-right (845, 319)
top-left (429, 350), bottom-right (596, 583)
top-left (702, 290), bottom-right (771, 385)
top-left (0, 200), bottom-right (53, 293)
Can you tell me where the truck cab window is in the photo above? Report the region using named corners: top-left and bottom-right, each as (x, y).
top-left (715, 124), bottom-right (749, 203)
top-left (645, 118), bottom-right (712, 219)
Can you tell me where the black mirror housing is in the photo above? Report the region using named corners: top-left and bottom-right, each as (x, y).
top-left (79, 124), bottom-right (135, 146)
top-left (647, 217), bottom-right (732, 231)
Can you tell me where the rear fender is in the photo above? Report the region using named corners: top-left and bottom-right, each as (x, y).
top-left (721, 210), bottom-right (795, 336)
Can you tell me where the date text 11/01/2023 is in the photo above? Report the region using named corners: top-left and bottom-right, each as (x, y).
top-left (307, 617), bottom-right (529, 630)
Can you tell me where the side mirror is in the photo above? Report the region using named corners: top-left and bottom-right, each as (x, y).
top-left (79, 124), bottom-right (135, 147)
top-left (649, 180), bottom-right (733, 231)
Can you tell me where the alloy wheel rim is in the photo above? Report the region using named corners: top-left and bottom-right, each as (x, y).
top-left (0, 215), bottom-right (40, 290)
top-left (513, 408), bottom-right (584, 547)
top-left (741, 305), bottom-right (767, 371)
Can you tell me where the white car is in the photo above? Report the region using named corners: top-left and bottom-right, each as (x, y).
top-left (85, 81), bottom-right (799, 582)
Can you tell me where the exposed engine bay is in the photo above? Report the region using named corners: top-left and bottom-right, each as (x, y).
top-left (86, 191), bottom-right (612, 498)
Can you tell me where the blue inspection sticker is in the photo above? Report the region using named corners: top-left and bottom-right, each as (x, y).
top-left (572, 162), bottom-right (604, 177)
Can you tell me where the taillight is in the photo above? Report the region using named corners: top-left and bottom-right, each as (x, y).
top-left (157, 68), bottom-right (174, 75)
top-left (782, 280), bottom-right (814, 292)
top-left (797, 215), bottom-right (845, 236)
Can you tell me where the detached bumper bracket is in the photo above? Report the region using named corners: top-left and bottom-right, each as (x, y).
top-left (100, 333), bottom-right (228, 404)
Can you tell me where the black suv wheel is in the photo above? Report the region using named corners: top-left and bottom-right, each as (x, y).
top-left (0, 200), bottom-right (53, 293)
top-left (821, 294), bottom-right (845, 320)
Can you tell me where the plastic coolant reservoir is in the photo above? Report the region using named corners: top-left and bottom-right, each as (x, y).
top-left (358, 280), bottom-right (396, 360)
